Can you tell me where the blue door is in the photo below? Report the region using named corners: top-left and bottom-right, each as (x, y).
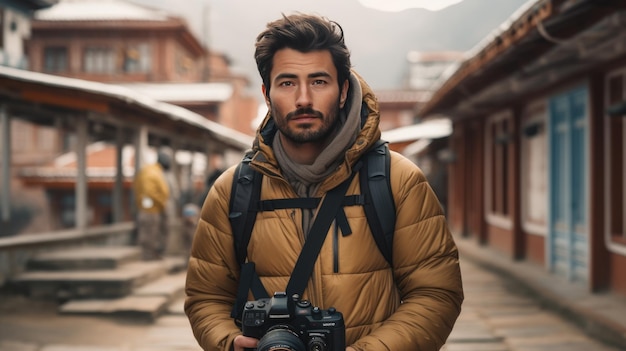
top-left (548, 86), bottom-right (589, 282)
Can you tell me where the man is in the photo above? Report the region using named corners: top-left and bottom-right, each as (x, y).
top-left (133, 150), bottom-right (171, 260)
top-left (185, 13), bottom-right (463, 351)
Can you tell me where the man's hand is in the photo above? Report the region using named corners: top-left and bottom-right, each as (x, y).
top-left (346, 347), bottom-right (356, 351)
top-left (233, 335), bottom-right (258, 351)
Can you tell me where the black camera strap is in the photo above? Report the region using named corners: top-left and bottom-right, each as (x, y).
top-left (231, 166), bottom-right (359, 324)
top-left (285, 168), bottom-right (358, 298)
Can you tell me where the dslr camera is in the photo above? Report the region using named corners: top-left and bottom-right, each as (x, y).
top-left (241, 292), bottom-right (345, 351)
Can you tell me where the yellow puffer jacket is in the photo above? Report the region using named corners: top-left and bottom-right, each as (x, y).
top-left (133, 163), bottom-right (169, 213)
top-left (185, 74), bottom-right (463, 351)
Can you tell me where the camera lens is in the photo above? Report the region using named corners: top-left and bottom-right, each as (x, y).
top-left (256, 327), bottom-right (306, 351)
top-left (307, 336), bottom-right (327, 351)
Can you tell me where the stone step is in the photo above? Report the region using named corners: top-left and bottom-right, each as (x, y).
top-left (11, 260), bottom-right (170, 299)
top-left (59, 271), bottom-right (188, 322)
top-left (26, 246), bottom-right (143, 271)
top-left (59, 295), bottom-right (170, 322)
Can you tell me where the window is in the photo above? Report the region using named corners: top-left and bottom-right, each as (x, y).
top-left (521, 102), bottom-right (548, 235)
top-left (123, 43), bottom-right (151, 73)
top-left (44, 46), bottom-right (68, 72)
top-left (606, 70), bottom-right (626, 243)
top-left (84, 47), bottom-right (116, 74)
top-left (485, 112), bottom-right (514, 228)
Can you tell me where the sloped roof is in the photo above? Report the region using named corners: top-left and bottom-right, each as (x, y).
top-left (375, 90), bottom-right (430, 104)
top-left (420, 0), bottom-right (626, 118)
top-left (381, 118), bottom-right (452, 144)
top-left (0, 65), bottom-right (253, 150)
top-left (34, 0), bottom-right (170, 22)
top-left (119, 83), bottom-right (234, 103)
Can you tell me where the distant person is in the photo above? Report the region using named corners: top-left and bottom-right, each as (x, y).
top-left (133, 151), bottom-right (171, 260)
top-left (197, 168), bottom-right (224, 208)
top-left (180, 202), bottom-right (200, 261)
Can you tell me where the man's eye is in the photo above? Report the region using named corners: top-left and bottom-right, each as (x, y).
top-left (312, 80), bottom-right (327, 85)
top-left (279, 81), bottom-right (294, 87)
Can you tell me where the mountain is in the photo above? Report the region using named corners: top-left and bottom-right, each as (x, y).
top-left (129, 0), bottom-right (529, 91)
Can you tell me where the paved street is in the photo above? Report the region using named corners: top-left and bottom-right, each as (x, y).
top-left (444, 259), bottom-right (620, 351)
top-left (0, 248), bottom-right (622, 351)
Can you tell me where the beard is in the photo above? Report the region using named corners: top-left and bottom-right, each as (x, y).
top-left (272, 100), bottom-right (342, 144)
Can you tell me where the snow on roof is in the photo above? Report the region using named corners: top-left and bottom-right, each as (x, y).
top-left (34, 0), bottom-right (171, 22)
top-left (119, 82), bottom-right (234, 103)
top-left (382, 118), bottom-right (452, 144)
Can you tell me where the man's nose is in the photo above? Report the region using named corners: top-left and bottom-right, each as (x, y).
top-left (295, 86), bottom-right (312, 108)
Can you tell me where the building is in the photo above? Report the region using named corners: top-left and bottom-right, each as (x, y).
top-left (405, 50), bottom-right (464, 92)
top-left (418, 0), bottom-right (626, 297)
top-left (0, 0), bottom-right (57, 68)
top-left (2, 0), bottom-right (257, 235)
top-left (26, 0), bottom-right (257, 136)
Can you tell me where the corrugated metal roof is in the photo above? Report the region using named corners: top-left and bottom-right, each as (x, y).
top-left (34, 0), bottom-right (170, 22)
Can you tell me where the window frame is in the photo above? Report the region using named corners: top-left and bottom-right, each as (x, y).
top-left (484, 110), bottom-right (514, 230)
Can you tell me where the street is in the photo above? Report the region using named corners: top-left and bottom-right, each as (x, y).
top-left (0, 251), bottom-right (621, 351)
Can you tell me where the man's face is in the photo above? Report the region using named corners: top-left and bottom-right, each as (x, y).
top-left (263, 48), bottom-right (349, 145)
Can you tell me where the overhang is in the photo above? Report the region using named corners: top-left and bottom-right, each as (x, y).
top-left (0, 65), bottom-right (252, 151)
top-left (418, 0), bottom-right (626, 120)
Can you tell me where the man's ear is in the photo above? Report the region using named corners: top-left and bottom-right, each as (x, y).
top-left (262, 84), bottom-right (271, 107)
top-left (339, 79), bottom-right (349, 108)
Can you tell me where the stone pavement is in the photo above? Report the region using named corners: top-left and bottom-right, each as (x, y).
top-left (454, 236), bottom-right (626, 350)
top-left (1, 236), bottom-right (625, 351)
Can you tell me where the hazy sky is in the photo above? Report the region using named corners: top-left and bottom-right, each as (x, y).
top-left (127, 0), bottom-right (525, 94)
top-left (359, 0), bottom-right (465, 11)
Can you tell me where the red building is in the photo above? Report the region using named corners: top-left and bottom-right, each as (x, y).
top-left (419, 0), bottom-right (626, 298)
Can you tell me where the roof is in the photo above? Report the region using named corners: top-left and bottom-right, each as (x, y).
top-left (5, 0), bottom-right (58, 13)
top-left (375, 90), bottom-right (430, 104)
top-left (419, 0), bottom-right (626, 119)
top-left (0, 65), bottom-right (253, 150)
top-left (381, 118), bottom-right (452, 144)
top-left (119, 83), bottom-right (234, 103)
top-left (34, 0), bottom-right (170, 21)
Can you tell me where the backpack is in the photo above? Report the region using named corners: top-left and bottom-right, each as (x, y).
top-left (228, 139), bottom-right (396, 267)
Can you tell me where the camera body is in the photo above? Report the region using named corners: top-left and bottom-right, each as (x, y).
top-left (241, 292), bottom-right (345, 351)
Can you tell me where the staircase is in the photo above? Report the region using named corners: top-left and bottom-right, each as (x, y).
top-left (8, 245), bottom-right (188, 322)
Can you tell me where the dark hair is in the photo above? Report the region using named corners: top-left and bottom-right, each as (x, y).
top-left (157, 151), bottom-right (171, 170)
top-left (254, 13), bottom-right (351, 97)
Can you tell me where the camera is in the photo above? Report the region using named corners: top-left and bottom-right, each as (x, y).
top-left (241, 292), bottom-right (345, 351)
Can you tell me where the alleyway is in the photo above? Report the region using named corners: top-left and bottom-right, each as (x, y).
top-left (0, 241), bottom-right (622, 351)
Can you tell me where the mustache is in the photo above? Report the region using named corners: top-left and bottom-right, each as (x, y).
top-left (286, 108), bottom-right (323, 120)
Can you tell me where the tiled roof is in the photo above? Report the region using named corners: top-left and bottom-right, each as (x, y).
top-left (34, 0), bottom-right (171, 22)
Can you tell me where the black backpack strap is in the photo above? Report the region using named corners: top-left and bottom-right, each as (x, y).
top-left (285, 169), bottom-right (358, 298)
top-left (361, 140), bottom-right (395, 265)
top-left (229, 153), bottom-right (262, 266)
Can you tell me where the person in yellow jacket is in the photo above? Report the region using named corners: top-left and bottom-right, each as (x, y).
top-left (133, 151), bottom-right (170, 260)
top-left (185, 13), bottom-right (463, 351)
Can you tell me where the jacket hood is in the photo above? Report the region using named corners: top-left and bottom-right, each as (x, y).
top-left (249, 70), bottom-right (382, 192)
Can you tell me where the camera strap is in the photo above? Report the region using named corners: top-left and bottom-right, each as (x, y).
top-left (285, 166), bottom-right (359, 298)
top-left (231, 165), bottom-right (359, 324)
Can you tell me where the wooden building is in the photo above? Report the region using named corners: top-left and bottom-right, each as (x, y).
top-left (419, 0), bottom-right (626, 297)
